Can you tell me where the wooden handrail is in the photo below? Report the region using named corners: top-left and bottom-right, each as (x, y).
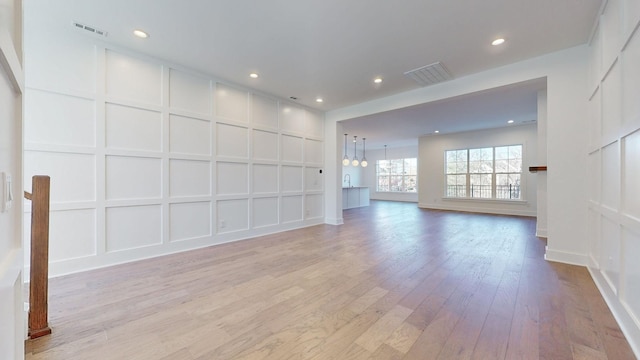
top-left (26, 175), bottom-right (52, 339)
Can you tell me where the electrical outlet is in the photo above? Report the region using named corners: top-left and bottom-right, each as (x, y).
top-left (220, 220), bottom-right (226, 228)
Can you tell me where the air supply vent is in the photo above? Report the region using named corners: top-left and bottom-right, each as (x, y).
top-left (404, 62), bottom-right (452, 87)
top-left (72, 21), bottom-right (108, 37)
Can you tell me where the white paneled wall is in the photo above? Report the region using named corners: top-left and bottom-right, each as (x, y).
top-left (106, 205), bottom-right (163, 252)
top-left (623, 131), bottom-right (640, 217)
top-left (25, 34), bottom-right (96, 94)
top-left (587, 0), bottom-right (640, 354)
top-left (24, 32), bottom-right (325, 276)
top-left (106, 50), bottom-right (162, 105)
top-left (24, 151), bottom-right (96, 203)
top-left (217, 199), bottom-right (249, 233)
top-left (170, 115), bottom-right (211, 155)
top-left (253, 130), bottom-right (279, 160)
top-left (282, 196), bottom-right (304, 223)
top-left (106, 104), bottom-right (162, 152)
top-left (26, 90), bottom-right (96, 147)
top-left (106, 156), bottom-right (162, 200)
top-left (281, 134), bottom-right (304, 162)
top-left (0, 0), bottom-right (24, 355)
top-left (169, 202), bottom-right (211, 242)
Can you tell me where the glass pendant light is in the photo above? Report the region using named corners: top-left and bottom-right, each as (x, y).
top-left (352, 136), bottom-right (359, 166)
top-left (361, 138), bottom-right (368, 167)
top-left (342, 134), bottom-right (350, 166)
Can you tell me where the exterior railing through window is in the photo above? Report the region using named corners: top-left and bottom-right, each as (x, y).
top-left (446, 185), bottom-right (520, 199)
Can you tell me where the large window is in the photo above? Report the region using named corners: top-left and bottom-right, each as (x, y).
top-left (445, 145), bottom-right (522, 200)
top-left (376, 158), bottom-right (417, 193)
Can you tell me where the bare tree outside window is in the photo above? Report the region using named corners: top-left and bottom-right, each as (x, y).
top-left (376, 158), bottom-right (417, 193)
top-left (445, 145), bottom-right (522, 200)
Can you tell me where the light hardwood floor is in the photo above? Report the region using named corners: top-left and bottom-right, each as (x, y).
top-left (25, 201), bottom-right (636, 359)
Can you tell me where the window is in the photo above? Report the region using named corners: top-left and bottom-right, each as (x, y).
top-left (376, 158), bottom-right (417, 193)
top-left (445, 145), bottom-right (522, 200)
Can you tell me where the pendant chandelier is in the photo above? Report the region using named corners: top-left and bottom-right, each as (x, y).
top-left (342, 134), bottom-right (350, 166)
top-left (361, 138), bottom-right (368, 167)
top-left (351, 136), bottom-right (359, 166)
top-left (342, 134), bottom-right (369, 167)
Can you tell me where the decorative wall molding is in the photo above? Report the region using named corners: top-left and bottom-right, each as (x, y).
top-left (24, 33), bottom-right (326, 278)
top-left (585, 1), bottom-right (640, 356)
top-left (0, 29), bottom-right (23, 94)
top-left (589, 267), bottom-right (640, 357)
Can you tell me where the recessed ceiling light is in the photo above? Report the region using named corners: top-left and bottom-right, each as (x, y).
top-left (316, 98), bottom-right (323, 103)
top-left (374, 77), bottom-right (383, 84)
top-left (507, 119), bottom-right (514, 124)
top-left (133, 30), bottom-right (149, 38)
top-left (249, 73), bottom-right (259, 79)
top-left (492, 38), bottom-right (505, 46)
top-left (434, 130), bottom-right (440, 133)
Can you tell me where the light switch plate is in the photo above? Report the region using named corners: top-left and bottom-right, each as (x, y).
top-left (1, 172), bottom-right (13, 213)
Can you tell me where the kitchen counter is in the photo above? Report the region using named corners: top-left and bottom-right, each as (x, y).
top-left (342, 187), bottom-right (370, 209)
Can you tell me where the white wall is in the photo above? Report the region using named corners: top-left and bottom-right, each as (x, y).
top-left (536, 90), bottom-right (548, 237)
top-left (325, 15), bottom-right (640, 354)
top-left (0, 0), bottom-right (24, 358)
top-left (324, 121), bottom-right (342, 225)
top-left (586, 0), bottom-right (640, 355)
top-left (327, 44), bottom-right (589, 268)
top-left (418, 124), bottom-right (537, 216)
top-left (22, 23), bottom-right (325, 277)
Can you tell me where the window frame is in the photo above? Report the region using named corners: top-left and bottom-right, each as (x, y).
top-left (376, 158), bottom-right (418, 193)
top-left (444, 144), bottom-right (523, 201)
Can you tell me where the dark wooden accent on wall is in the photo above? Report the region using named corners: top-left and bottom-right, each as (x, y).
top-left (26, 175), bottom-right (52, 339)
top-left (529, 166), bottom-right (548, 173)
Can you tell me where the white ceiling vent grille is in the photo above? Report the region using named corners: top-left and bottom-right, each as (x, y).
top-left (72, 21), bottom-right (108, 37)
top-left (404, 62), bottom-right (452, 87)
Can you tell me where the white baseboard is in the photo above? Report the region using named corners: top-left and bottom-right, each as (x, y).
top-left (535, 228), bottom-right (548, 238)
top-left (588, 267), bottom-right (640, 359)
top-left (544, 246), bottom-right (588, 266)
top-left (27, 219), bottom-right (328, 279)
top-left (324, 217), bottom-right (344, 225)
top-left (418, 202), bottom-right (536, 217)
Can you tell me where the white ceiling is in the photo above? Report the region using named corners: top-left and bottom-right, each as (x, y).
top-left (342, 78), bottom-right (546, 149)
top-left (27, 0), bottom-right (601, 146)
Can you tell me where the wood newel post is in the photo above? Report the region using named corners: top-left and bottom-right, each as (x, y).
top-left (27, 175), bottom-right (52, 339)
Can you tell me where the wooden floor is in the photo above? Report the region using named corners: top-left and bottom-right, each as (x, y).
top-left (26, 201), bottom-right (635, 360)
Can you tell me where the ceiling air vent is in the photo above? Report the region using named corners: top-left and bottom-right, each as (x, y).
top-left (404, 62), bottom-right (452, 87)
top-left (72, 21), bottom-right (108, 37)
